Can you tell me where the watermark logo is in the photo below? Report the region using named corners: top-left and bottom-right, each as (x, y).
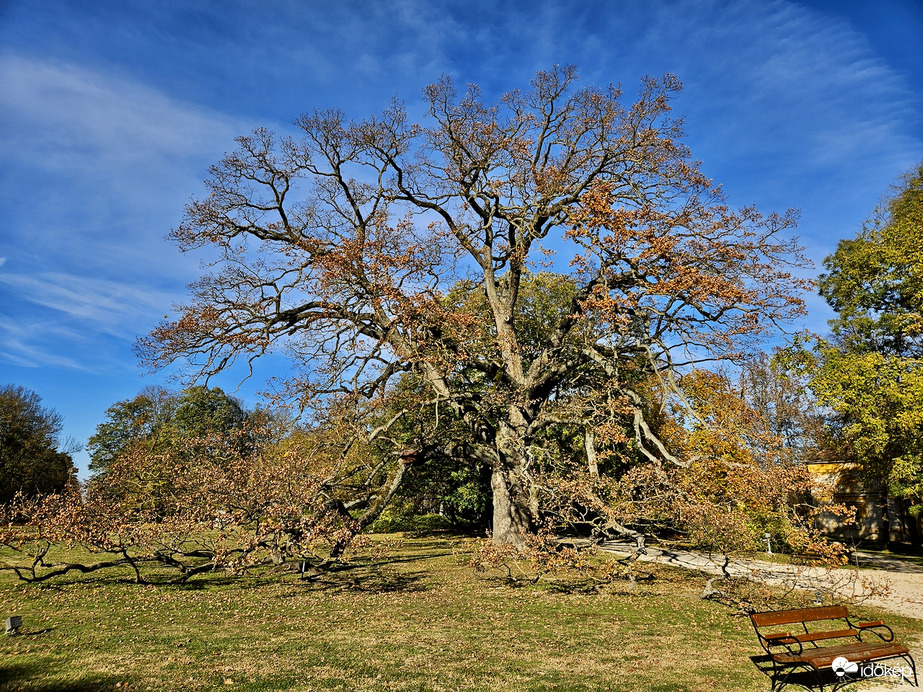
top-left (832, 657), bottom-right (858, 677)
top-left (831, 656), bottom-right (913, 683)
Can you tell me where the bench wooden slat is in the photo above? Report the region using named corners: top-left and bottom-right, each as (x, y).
top-left (773, 641), bottom-right (910, 669)
top-left (751, 606), bottom-right (849, 628)
top-left (769, 628), bottom-right (858, 645)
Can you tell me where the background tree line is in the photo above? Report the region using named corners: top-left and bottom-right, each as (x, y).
top-left (0, 384), bottom-right (78, 503)
top-left (785, 162), bottom-right (923, 549)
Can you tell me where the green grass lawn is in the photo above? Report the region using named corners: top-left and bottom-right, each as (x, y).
top-left (1, 534), bottom-right (920, 691)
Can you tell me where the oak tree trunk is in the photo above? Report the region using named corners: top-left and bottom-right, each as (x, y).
top-left (490, 466), bottom-right (533, 548)
top-left (489, 408), bottom-right (535, 547)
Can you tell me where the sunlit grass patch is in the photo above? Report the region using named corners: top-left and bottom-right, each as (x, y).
top-left (1, 534), bottom-right (919, 691)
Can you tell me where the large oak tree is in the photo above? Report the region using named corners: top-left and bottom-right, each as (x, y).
top-left (140, 67), bottom-right (809, 547)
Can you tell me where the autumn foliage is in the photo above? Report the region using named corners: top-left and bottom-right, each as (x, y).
top-left (133, 66), bottom-right (811, 549)
top-left (1, 68), bottom-right (841, 588)
top-left (1, 412), bottom-right (408, 583)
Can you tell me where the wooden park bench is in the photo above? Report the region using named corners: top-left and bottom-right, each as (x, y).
top-left (790, 552), bottom-right (832, 566)
top-left (750, 606), bottom-right (917, 690)
top-left (789, 544), bottom-right (853, 567)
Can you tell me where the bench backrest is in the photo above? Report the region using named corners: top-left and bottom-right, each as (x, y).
top-left (750, 606), bottom-right (849, 628)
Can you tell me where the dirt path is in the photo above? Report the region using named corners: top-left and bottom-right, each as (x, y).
top-left (600, 542), bottom-right (923, 619)
top-left (601, 542), bottom-right (922, 690)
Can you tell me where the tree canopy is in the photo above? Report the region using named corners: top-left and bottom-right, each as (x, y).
top-left (139, 66), bottom-right (810, 546)
top-left (793, 163), bottom-right (923, 547)
top-left (0, 385), bottom-right (77, 502)
top-left (87, 385), bottom-right (248, 477)
top-left (86, 385), bottom-right (177, 478)
top-left (820, 162), bottom-right (923, 357)
top-left (85, 385), bottom-right (258, 516)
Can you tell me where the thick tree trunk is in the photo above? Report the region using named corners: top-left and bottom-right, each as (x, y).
top-left (880, 494), bottom-right (891, 548)
top-left (912, 515), bottom-right (923, 552)
top-left (585, 428), bottom-right (599, 478)
top-left (490, 409), bottom-right (535, 548)
top-left (491, 466), bottom-right (532, 548)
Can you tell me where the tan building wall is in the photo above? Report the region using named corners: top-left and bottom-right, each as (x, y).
top-left (805, 460), bottom-right (908, 543)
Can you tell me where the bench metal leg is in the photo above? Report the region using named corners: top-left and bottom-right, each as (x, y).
top-left (900, 653), bottom-right (918, 687)
top-left (770, 662), bottom-right (829, 692)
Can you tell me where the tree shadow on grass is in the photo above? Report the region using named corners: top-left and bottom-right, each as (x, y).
top-left (339, 570), bottom-right (429, 594)
top-left (5, 543), bottom-right (456, 592)
top-left (853, 550), bottom-right (923, 573)
top-left (290, 566), bottom-right (430, 595)
top-left (0, 660), bottom-right (121, 691)
top-left (336, 550), bottom-right (454, 570)
top-left (168, 546), bottom-right (455, 592)
top-left (169, 574), bottom-right (251, 590)
top-left (16, 627), bottom-right (56, 636)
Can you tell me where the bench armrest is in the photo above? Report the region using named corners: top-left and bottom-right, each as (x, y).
top-left (849, 619), bottom-right (894, 642)
top-left (761, 632), bottom-right (803, 656)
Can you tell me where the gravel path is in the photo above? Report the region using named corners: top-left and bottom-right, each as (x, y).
top-left (600, 542), bottom-right (923, 619)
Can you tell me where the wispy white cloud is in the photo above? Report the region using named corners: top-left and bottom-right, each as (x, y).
top-left (0, 271), bottom-right (181, 340)
top-left (0, 0), bottom-right (919, 373)
top-left (0, 54), bottom-right (240, 175)
top-left (629, 0), bottom-right (920, 173)
top-left (0, 54), bottom-right (250, 282)
top-left (0, 316), bottom-right (96, 371)
top-left (0, 54), bottom-right (247, 367)
top-left (581, 0), bottom-right (923, 284)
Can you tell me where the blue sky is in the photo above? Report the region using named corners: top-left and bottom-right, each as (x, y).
top-left (1, 0), bottom-right (922, 477)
